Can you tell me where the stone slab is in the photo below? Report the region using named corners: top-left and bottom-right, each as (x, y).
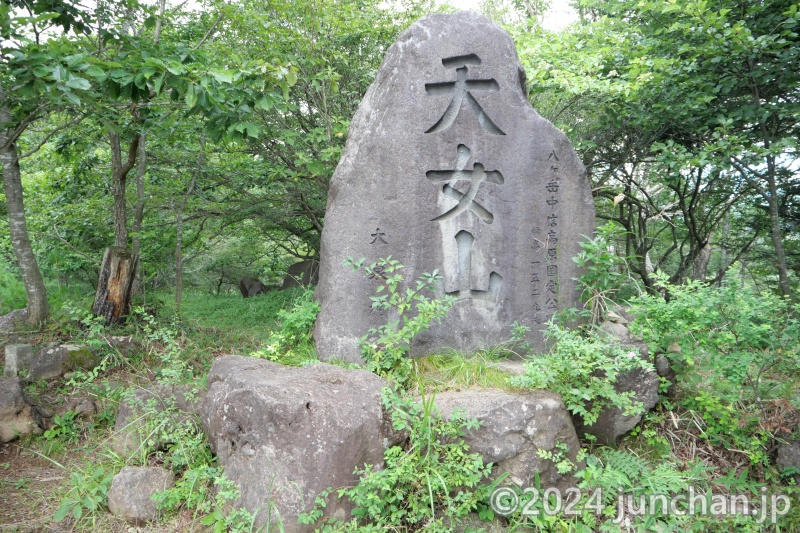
top-left (314, 11), bottom-right (594, 362)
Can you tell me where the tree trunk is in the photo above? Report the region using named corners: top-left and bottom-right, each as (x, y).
top-left (175, 135), bottom-right (204, 314)
top-left (0, 85), bottom-right (49, 326)
top-left (92, 246), bottom-right (139, 325)
top-left (691, 242), bottom-right (712, 281)
top-left (765, 158), bottom-right (792, 299)
top-left (130, 133), bottom-right (147, 300)
top-left (109, 131), bottom-right (139, 248)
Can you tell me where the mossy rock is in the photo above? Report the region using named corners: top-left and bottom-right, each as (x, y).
top-left (65, 345), bottom-right (101, 371)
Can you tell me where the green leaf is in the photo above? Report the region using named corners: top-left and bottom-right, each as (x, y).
top-left (84, 66), bottom-right (105, 78)
top-left (65, 77), bottom-right (91, 90)
top-left (185, 86), bottom-right (197, 108)
top-left (141, 65), bottom-right (158, 79)
top-left (245, 123), bottom-right (259, 138)
top-left (210, 70), bottom-right (234, 83)
top-left (54, 502), bottom-right (72, 522)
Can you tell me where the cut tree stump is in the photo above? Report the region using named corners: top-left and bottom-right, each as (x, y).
top-left (92, 246), bottom-right (139, 325)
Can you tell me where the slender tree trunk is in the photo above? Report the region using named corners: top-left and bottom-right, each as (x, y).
top-left (691, 242), bottom-right (712, 281)
top-left (764, 155), bottom-right (792, 298)
top-left (131, 133), bottom-right (146, 256)
top-left (749, 78), bottom-right (792, 299)
top-left (109, 131), bottom-right (139, 248)
top-left (0, 85), bottom-right (49, 325)
top-left (130, 133), bottom-right (147, 301)
top-left (175, 135), bottom-right (204, 314)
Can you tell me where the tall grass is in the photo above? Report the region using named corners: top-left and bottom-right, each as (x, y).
top-left (0, 261), bottom-right (94, 317)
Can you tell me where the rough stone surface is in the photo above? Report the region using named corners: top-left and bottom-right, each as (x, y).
top-left (25, 344), bottom-right (100, 381)
top-left (0, 309), bottom-right (27, 334)
top-left (434, 389), bottom-right (582, 490)
top-left (107, 466), bottom-right (174, 524)
top-left (201, 355), bottom-right (402, 533)
top-left (4, 344), bottom-right (33, 377)
top-left (573, 363), bottom-right (660, 446)
top-left (776, 440), bottom-right (800, 482)
top-left (314, 11), bottom-right (594, 362)
top-left (0, 376), bottom-right (41, 442)
top-left (487, 359), bottom-right (526, 376)
top-left (239, 276), bottom-right (271, 298)
top-left (281, 259), bottom-right (320, 289)
top-left (107, 336), bottom-right (138, 356)
top-left (113, 383), bottom-right (203, 456)
top-left (600, 320), bottom-right (630, 342)
top-left (58, 397), bottom-right (97, 418)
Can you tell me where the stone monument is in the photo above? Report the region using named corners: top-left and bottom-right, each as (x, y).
top-left (314, 11), bottom-right (595, 362)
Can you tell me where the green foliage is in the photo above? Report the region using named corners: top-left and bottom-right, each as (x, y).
top-left (175, 287), bottom-right (306, 346)
top-left (54, 465), bottom-right (114, 526)
top-left (573, 222), bottom-right (635, 323)
top-left (253, 287), bottom-right (320, 364)
top-left (301, 387), bottom-right (493, 532)
top-left (43, 411), bottom-right (80, 443)
top-left (346, 257), bottom-right (456, 389)
top-left (0, 263), bottom-right (26, 313)
top-left (415, 350), bottom-right (512, 391)
top-left (630, 273), bottom-right (800, 464)
top-left (510, 322), bottom-right (653, 426)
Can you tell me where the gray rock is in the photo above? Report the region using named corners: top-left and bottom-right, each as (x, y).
top-left (776, 440), bottom-right (800, 482)
top-left (434, 389), bottom-right (582, 491)
top-left (107, 466), bottom-right (175, 524)
top-left (239, 276), bottom-right (271, 298)
top-left (281, 259), bottom-right (320, 289)
top-left (0, 309), bottom-right (27, 334)
top-left (573, 361), bottom-right (660, 446)
top-left (58, 397), bottom-right (97, 418)
top-left (25, 344), bottom-right (99, 381)
top-left (107, 336), bottom-right (138, 356)
top-left (599, 320), bottom-right (630, 342)
top-left (201, 355), bottom-right (401, 533)
top-left (112, 383), bottom-right (203, 457)
top-left (314, 11), bottom-right (594, 363)
top-left (0, 376), bottom-right (41, 442)
top-left (4, 344), bottom-right (33, 377)
top-left (487, 360), bottom-right (526, 376)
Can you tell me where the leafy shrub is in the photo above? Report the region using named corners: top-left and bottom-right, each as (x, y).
top-left (301, 387), bottom-right (493, 532)
top-left (510, 322), bottom-right (653, 426)
top-left (254, 287), bottom-right (320, 364)
top-left (54, 465), bottom-right (114, 526)
top-left (629, 273), bottom-right (800, 464)
top-left (346, 256), bottom-right (456, 389)
top-left (573, 222), bottom-right (636, 324)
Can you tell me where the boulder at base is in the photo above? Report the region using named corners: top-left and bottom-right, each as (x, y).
top-left (25, 344), bottom-right (99, 381)
top-left (201, 355), bottom-right (402, 533)
top-left (434, 389), bottom-right (582, 490)
top-left (314, 11), bottom-right (594, 362)
top-left (107, 466), bottom-right (175, 524)
top-left (0, 376), bottom-right (41, 442)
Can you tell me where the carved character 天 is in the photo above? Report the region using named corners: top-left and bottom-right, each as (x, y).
top-left (425, 54), bottom-right (505, 135)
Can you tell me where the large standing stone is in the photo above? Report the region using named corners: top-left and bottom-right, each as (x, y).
top-left (314, 12), bottom-right (594, 362)
top-left (201, 355), bottom-right (403, 533)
